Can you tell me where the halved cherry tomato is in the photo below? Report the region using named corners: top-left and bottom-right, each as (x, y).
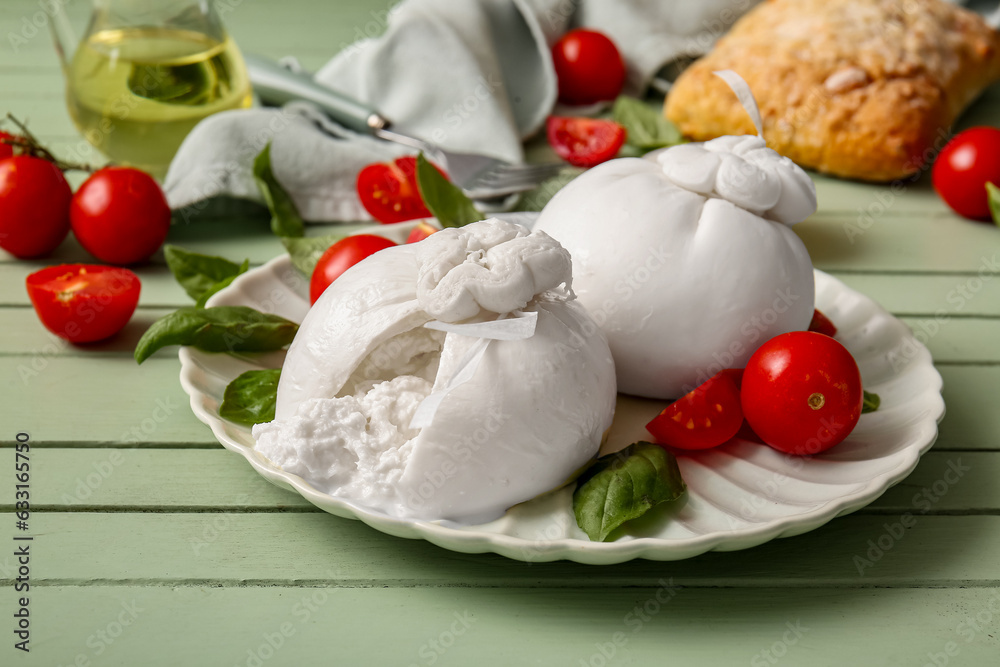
top-left (70, 167), bottom-right (171, 265)
top-left (932, 127), bottom-right (1000, 221)
top-left (0, 155), bottom-right (72, 258)
top-left (26, 264), bottom-right (141, 343)
top-left (547, 117), bottom-right (626, 168)
top-left (357, 156), bottom-right (446, 224)
top-left (310, 234), bottom-right (397, 304)
top-left (646, 369), bottom-right (745, 450)
top-left (808, 309), bottom-right (838, 337)
top-left (551, 29), bottom-right (626, 106)
top-left (741, 331), bottom-right (863, 456)
top-left (406, 220), bottom-right (439, 244)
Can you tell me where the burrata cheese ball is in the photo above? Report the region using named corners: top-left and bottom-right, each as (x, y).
top-left (533, 134), bottom-right (817, 399)
top-left (253, 218), bottom-right (617, 524)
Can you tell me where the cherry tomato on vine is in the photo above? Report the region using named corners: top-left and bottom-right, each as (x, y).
top-left (741, 332), bottom-right (863, 456)
top-left (808, 309), bottom-right (838, 337)
top-left (310, 234), bottom-right (397, 304)
top-left (646, 369), bottom-right (744, 450)
top-left (547, 117), bottom-right (626, 168)
top-left (551, 29), bottom-right (626, 105)
top-left (932, 127), bottom-right (1000, 221)
top-left (70, 167), bottom-right (171, 265)
top-left (26, 264), bottom-right (141, 343)
top-left (357, 156), bottom-right (446, 224)
top-left (0, 155), bottom-right (72, 258)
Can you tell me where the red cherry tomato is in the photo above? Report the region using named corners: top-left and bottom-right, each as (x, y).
top-left (357, 156), bottom-right (446, 224)
top-left (932, 127), bottom-right (1000, 221)
top-left (26, 264), bottom-right (141, 343)
top-left (547, 117), bottom-right (626, 168)
top-left (551, 29), bottom-right (626, 105)
top-left (406, 220), bottom-right (439, 244)
top-left (70, 167), bottom-right (171, 265)
top-left (646, 369), bottom-right (745, 450)
top-left (0, 155), bottom-right (72, 258)
top-left (808, 309), bottom-right (838, 337)
top-left (0, 132), bottom-right (17, 160)
top-left (310, 234), bottom-right (397, 304)
top-left (742, 332), bottom-right (863, 456)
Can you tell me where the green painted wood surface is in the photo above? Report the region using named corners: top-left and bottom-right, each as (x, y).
top-left (22, 587), bottom-right (1000, 667)
top-left (2, 449), bottom-right (995, 512)
top-left (2, 0), bottom-right (1000, 664)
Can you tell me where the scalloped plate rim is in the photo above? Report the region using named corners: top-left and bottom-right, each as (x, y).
top-left (177, 253), bottom-right (945, 564)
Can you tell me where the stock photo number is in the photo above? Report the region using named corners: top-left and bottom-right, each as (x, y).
top-left (12, 432), bottom-right (31, 653)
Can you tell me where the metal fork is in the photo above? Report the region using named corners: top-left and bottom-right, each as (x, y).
top-left (245, 55), bottom-right (564, 200)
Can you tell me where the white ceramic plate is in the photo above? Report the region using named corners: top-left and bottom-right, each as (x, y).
top-left (179, 244), bottom-right (944, 564)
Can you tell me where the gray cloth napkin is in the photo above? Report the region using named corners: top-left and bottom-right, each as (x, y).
top-left (164, 0), bottom-right (763, 223)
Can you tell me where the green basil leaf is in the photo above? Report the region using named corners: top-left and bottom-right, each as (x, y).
top-left (253, 142), bottom-right (305, 238)
top-left (164, 245), bottom-right (249, 304)
top-left (612, 96), bottom-right (684, 151)
top-left (415, 153), bottom-right (485, 228)
top-left (862, 390), bottom-right (881, 414)
top-left (220, 369), bottom-right (281, 426)
top-left (516, 167), bottom-right (584, 212)
top-left (195, 259), bottom-right (250, 308)
top-left (134, 306), bottom-right (298, 364)
top-left (573, 442), bottom-right (686, 542)
top-left (281, 233), bottom-right (347, 276)
top-left (987, 182), bottom-right (1000, 226)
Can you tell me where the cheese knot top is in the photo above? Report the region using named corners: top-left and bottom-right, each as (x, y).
top-left (655, 135), bottom-right (817, 225)
top-left (415, 219), bottom-right (573, 322)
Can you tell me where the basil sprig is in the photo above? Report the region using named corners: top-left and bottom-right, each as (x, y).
top-left (281, 233), bottom-right (347, 275)
top-left (612, 96), bottom-right (685, 152)
top-left (415, 153), bottom-right (485, 228)
top-left (573, 442), bottom-right (686, 542)
top-left (164, 245), bottom-right (250, 307)
top-left (254, 142), bottom-right (305, 238)
top-left (134, 306), bottom-right (298, 364)
top-left (220, 369), bottom-right (281, 426)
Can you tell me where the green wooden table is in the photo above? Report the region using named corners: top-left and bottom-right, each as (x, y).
top-left (3, 1), bottom-right (1000, 664)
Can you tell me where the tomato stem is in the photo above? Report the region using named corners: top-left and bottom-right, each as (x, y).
top-left (807, 392), bottom-right (826, 410)
top-left (3, 114), bottom-right (100, 173)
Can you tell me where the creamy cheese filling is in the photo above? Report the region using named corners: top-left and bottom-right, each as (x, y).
top-left (253, 327), bottom-right (445, 507)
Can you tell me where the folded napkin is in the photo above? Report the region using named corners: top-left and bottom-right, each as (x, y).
top-left (165, 0), bottom-right (763, 223)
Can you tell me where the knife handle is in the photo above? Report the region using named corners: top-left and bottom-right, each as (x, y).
top-left (244, 54), bottom-right (389, 134)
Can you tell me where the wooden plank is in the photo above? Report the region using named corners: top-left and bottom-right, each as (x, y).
top-left (0, 265), bottom-right (191, 308)
top-left (15, 586), bottom-right (1000, 667)
top-left (833, 273), bottom-right (1000, 317)
top-left (937, 366), bottom-right (1000, 451)
top-left (0, 307), bottom-right (173, 355)
top-left (2, 512), bottom-right (997, 587)
top-left (0, 359), bottom-right (994, 450)
top-left (5, 265), bottom-right (1000, 315)
top-left (5, 206), bottom-right (999, 277)
top-left (0, 356), bottom-right (210, 446)
top-left (797, 215), bottom-right (1000, 274)
top-left (3, 307), bottom-right (998, 364)
top-left (1, 448), bottom-right (994, 513)
top-left (18, 586), bottom-right (999, 667)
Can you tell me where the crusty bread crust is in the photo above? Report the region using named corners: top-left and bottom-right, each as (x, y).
top-left (664, 0), bottom-right (1000, 182)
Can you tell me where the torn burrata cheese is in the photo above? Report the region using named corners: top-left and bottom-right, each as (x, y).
top-left (252, 218), bottom-right (616, 524)
top-left (534, 74), bottom-right (817, 399)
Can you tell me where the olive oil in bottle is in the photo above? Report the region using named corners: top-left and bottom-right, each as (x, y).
top-left (67, 27), bottom-right (252, 176)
